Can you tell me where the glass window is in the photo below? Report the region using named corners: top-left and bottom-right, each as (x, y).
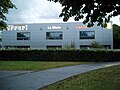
top-left (46, 45), bottom-right (62, 49)
top-left (80, 31), bottom-right (95, 39)
top-left (4, 46), bottom-right (30, 49)
top-left (17, 32), bottom-right (30, 40)
top-left (102, 45), bottom-right (111, 49)
top-left (46, 32), bottom-right (63, 40)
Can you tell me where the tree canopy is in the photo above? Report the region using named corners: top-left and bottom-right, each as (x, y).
top-left (113, 24), bottom-right (120, 49)
top-left (0, 0), bottom-right (16, 30)
top-left (48, 0), bottom-right (120, 27)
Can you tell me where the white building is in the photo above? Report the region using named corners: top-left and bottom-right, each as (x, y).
top-left (2, 22), bottom-right (113, 49)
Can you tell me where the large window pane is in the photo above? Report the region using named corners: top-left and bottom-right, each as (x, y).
top-left (80, 31), bottom-right (95, 39)
top-left (46, 32), bottom-right (63, 40)
top-left (17, 32), bottom-right (30, 40)
top-left (46, 45), bottom-right (62, 49)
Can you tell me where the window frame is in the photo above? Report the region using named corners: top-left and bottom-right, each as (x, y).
top-left (46, 31), bottom-right (63, 40)
top-left (79, 31), bottom-right (95, 39)
top-left (17, 32), bottom-right (30, 40)
top-left (46, 45), bottom-right (62, 49)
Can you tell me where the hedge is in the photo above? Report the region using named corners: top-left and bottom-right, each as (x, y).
top-left (0, 49), bottom-right (120, 62)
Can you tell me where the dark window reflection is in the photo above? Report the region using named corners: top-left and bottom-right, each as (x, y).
top-left (80, 31), bottom-right (95, 39)
top-left (17, 32), bottom-right (30, 40)
top-left (46, 32), bottom-right (63, 40)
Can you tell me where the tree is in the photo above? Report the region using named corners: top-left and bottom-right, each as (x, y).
top-left (0, 0), bottom-right (16, 30)
top-left (48, 0), bottom-right (120, 27)
top-left (113, 24), bottom-right (120, 49)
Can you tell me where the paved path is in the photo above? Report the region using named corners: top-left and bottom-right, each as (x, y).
top-left (0, 62), bottom-right (120, 90)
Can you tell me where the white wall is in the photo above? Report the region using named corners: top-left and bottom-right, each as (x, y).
top-left (2, 22), bottom-right (113, 49)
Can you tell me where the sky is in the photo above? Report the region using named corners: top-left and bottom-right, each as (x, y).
top-left (6, 0), bottom-right (120, 26)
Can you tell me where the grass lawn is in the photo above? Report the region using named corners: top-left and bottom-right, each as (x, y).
top-left (0, 61), bottom-right (91, 71)
top-left (40, 65), bottom-right (120, 90)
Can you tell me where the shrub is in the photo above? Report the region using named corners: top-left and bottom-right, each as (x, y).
top-left (90, 41), bottom-right (103, 48)
top-left (0, 49), bottom-right (120, 62)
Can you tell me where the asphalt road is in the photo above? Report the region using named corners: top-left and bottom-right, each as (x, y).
top-left (0, 62), bottom-right (120, 90)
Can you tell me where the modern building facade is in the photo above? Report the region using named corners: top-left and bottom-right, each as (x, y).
top-left (2, 22), bottom-right (113, 49)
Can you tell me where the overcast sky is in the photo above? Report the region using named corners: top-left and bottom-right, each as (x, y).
top-left (6, 0), bottom-right (120, 26)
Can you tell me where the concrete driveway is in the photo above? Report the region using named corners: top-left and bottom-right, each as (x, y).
top-left (0, 62), bottom-right (120, 90)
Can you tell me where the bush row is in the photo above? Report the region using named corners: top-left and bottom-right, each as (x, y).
top-left (0, 49), bottom-right (120, 62)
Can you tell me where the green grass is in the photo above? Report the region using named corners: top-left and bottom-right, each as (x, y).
top-left (0, 61), bottom-right (90, 71)
top-left (40, 65), bottom-right (120, 90)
